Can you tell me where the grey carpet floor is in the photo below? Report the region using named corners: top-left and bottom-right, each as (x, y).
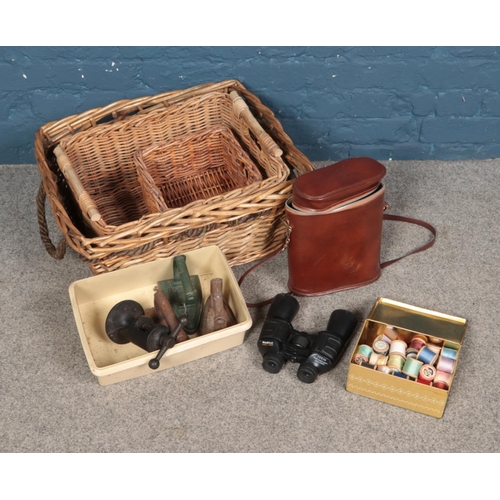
top-left (1, 160), bottom-right (499, 453)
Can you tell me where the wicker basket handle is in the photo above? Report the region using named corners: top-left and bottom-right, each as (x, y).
top-left (36, 182), bottom-right (68, 259)
top-left (229, 91), bottom-right (283, 158)
top-left (53, 145), bottom-right (102, 222)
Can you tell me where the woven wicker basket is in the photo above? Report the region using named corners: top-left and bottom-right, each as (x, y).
top-left (35, 80), bottom-right (314, 275)
top-left (135, 124), bottom-right (263, 213)
top-left (51, 89), bottom-right (286, 236)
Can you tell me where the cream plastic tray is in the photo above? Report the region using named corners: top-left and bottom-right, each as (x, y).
top-left (69, 245), bottom-right (252, 385)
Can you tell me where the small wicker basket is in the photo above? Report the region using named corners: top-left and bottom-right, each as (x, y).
top-left (135, 124), bottom-right (263, 213)
top-left (35, 80), bottom-right (314, 274)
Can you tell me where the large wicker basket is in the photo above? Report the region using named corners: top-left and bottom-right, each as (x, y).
top-left (35, 80), bottom-right (314, 275)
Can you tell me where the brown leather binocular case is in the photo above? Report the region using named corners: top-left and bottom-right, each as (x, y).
top-left (239, 157), bottom-right (436, 305)
top-left (286, 157), bottom-right (388, 296)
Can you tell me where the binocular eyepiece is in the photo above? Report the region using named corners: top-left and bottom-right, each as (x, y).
top-left (257, 293), bottom-right (358, 383)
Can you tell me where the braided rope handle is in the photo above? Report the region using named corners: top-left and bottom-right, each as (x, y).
top-left (36, 182), bottom-right (67, 260)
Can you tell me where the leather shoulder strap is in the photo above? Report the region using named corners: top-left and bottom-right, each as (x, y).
top-left (237, 247), bottom-right (286, 308)
top-left (381, 214), bottom-right (437, 268)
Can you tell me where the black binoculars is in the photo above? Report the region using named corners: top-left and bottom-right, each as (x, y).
top-left (257, 293), bottom-right (358, 383)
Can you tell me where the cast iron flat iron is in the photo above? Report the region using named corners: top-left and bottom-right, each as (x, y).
top-left (157, 254), bottom-right (202, 334)
top-left (199, 278), bottom-right (237, 336)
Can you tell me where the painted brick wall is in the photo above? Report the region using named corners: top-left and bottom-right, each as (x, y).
top-left (1, 46), bottom-right (500, 164)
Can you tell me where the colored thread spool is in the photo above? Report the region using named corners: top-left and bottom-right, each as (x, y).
top-left (360, 362), bottom-right (377, 369)
top-left (442, 347), bottom-right (458, 360)
top-left (353, 344), bottom-right (373, 364)
top-left (436, 355), bottom-right (455, 374)
top-left (369, 352), bottom-right (381, 365)
top-left (389, 340), bottom-right (407, 357)
top-left (393, 371), bottom-right (408, 379)
top-left (419, 364), bottom-right (437, 382)
top-left (377, 365), bottom-right (393, 374)
top-left (417, 376), bottom-right (432, 385)
top-left (373, 339), bottom-right (390, 355)
top-left (429, 336), bottom-right (442, 344)
top-left (384, 326), bottom-right (399, 341)
top-left (376, 355), bottom-right (388, 367)
top-left (417, 346), bottom-right (438, 365)
top-left (375, 333), bottom-right (392, 344)
top-left (413, 334), bottom-right (428, 343)
top-left (433, 370), bottom-right (451, 390)
top-left (426, 344), bottom-right (442, 355)
top-left (433, 382), bottom-right (449, 390)
top-left (402, 357), bottom-right (424, 378)
top-left (387, 354), bottom-right (405, 372)
top-left (408, 337), bottom-right (426, 352)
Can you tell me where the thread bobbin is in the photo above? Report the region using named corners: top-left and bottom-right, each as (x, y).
top-left (408, 337), bottom-right (426, 353)
top-left (376, 355), bottom-right (388, 367)
top-left (433, 370), bottom-right (451, 390)
top-left (442, 347), bottom-right (458, 360)
top-left (387, 354), bottom-right (405, 372)
top-left (419, 364), bottom-right (437, 382)
top-left (402, 357), bottom-right (423, 378)
top-left (412, 334), bottom-right (428, 343)
top-left (426, 343), bottom-right (442, 355)
top-left (389, 340), bottom-right (407, 357)
top-left (353, 344), bottom-right (373, 365)
top-left (383, 326), bottom-right (400, 341)
top-left (436, 355), bottom-right (455, 374)
top-left (377, 365), bottom-right (393, 375)
top-left (417, 346), bottom-right (438, 365)
top-left (373, 339), bottom-right (390, 355)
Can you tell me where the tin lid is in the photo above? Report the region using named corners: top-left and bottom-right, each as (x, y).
top-left (367, 298), bottom-right (467, 345)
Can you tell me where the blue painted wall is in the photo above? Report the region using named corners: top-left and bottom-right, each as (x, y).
top-left (2, 46), bottom-right (500, 164)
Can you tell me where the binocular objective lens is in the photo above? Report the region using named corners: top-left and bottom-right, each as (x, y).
top-left (262, 353), bottom-right (285, 374)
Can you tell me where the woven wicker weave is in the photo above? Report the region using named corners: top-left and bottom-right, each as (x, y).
top-left (52, 90), bottom-right (288, 235)
top-left (135, 125), bottom-right (263, 213)
top-left (35, 80), bottom-right (314, 275)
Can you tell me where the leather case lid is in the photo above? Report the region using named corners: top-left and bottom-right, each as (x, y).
top-left (292, 157), bottom-right (386, 212)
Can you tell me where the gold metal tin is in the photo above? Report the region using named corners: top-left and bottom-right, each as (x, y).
top-left (346, 298), bottom-right (467, 418)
